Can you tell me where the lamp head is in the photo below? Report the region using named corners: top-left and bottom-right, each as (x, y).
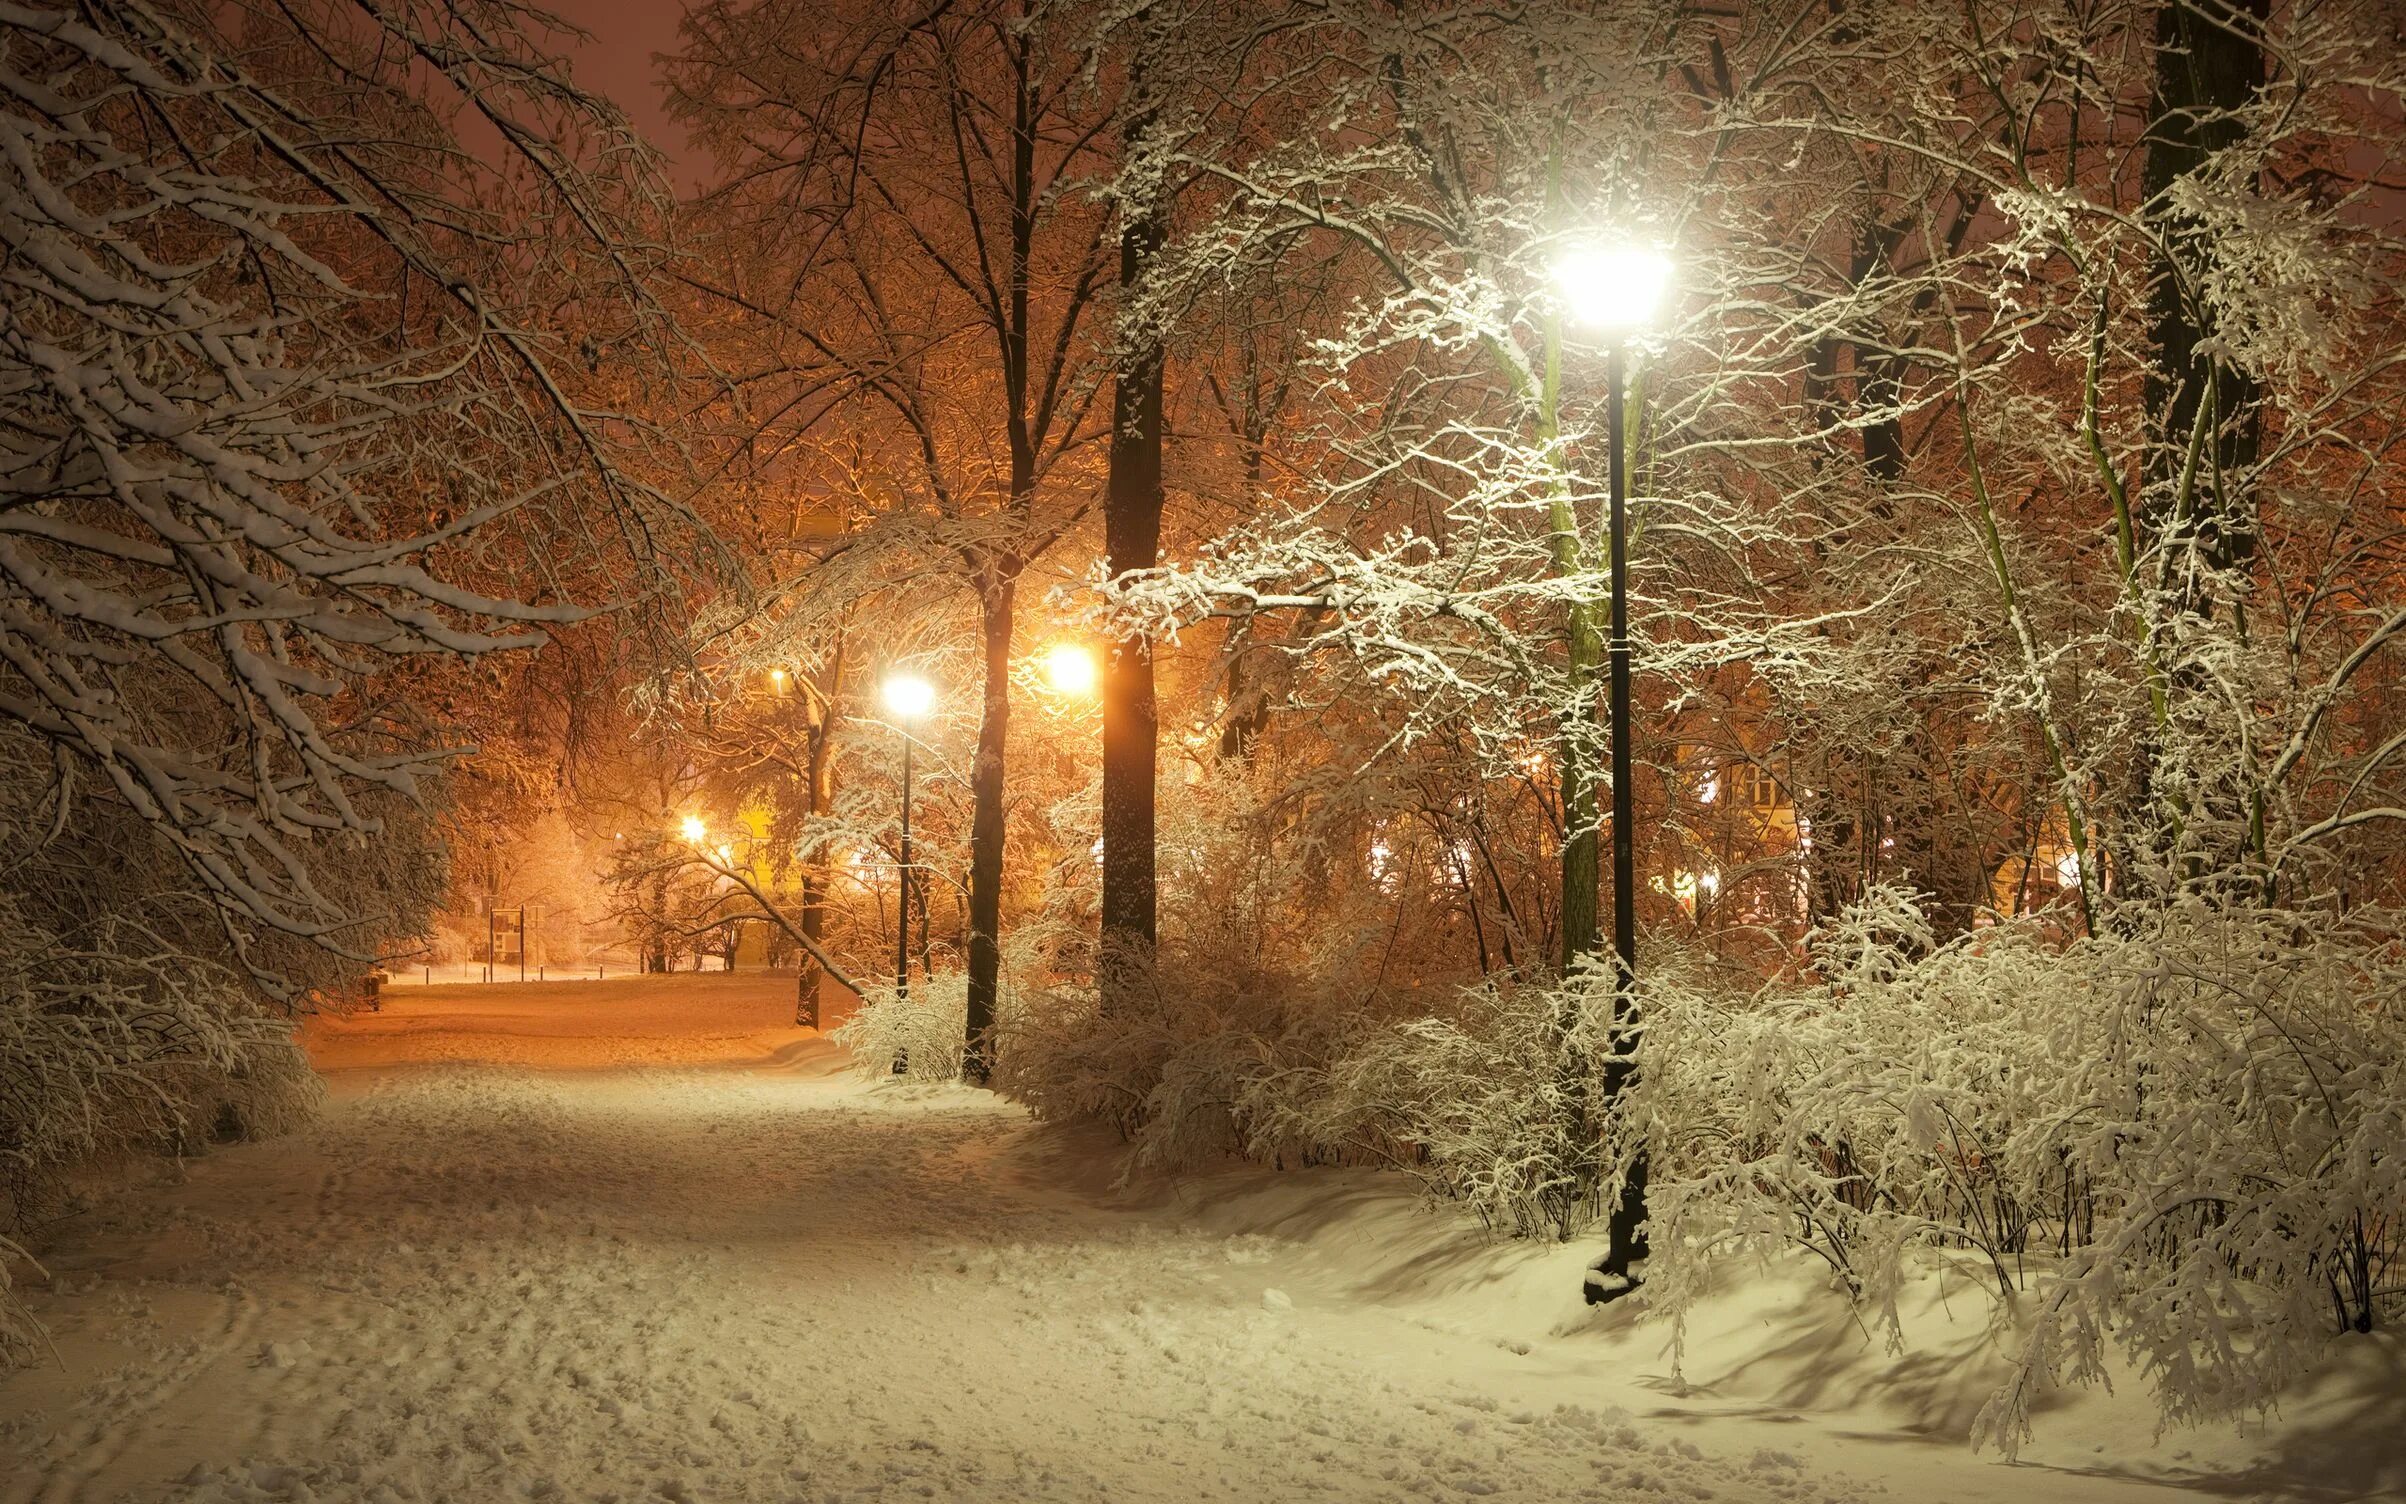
top-left (1553, 244), bottom-right (1674, 333)
top-left (679, 815), bottom-right (707, 843)
top-left (1042, 642), bottom-right (1098, 697)
top-left (881, 672), bottom-right (937, 719)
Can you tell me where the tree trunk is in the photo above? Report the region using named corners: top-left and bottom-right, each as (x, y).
top-left (964, 569), bottom-right (1016, 1080)
top-left (2142, 0), bottom-right (2266, 554)
top-left (2131, 0), bottom-right (2268, 881)
top-left (1101, 131), bottom-right (1166, 1006)
top-left (962, 20), bottom-right (1039, 1075)
top-left (1556, 629), bottom-right (1602, 967)
top-left (795, 641), bottom-right (843, 1027)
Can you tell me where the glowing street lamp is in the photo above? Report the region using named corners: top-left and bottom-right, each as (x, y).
top-left (679, 814), bottom-right (708, 844)
top-left (1555, 240), bottom-right (1673, 1301)
top-left (1552, 245), bottom-right (1674, 334)
top-left (879, 671), bottom-right (937, 1073)
top-left (882, 672), bottom-right (937, 720)
top-left (1040, 642), bottom-right (1098, 698)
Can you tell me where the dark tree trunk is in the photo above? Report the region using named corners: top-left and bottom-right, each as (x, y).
top-left (964, 570), bottom-right (1016, 1080)
top-left (1218, 635), bottom-right (1270, 762)
top-left (796, 643), bottom-right (842, 1027)
top-left (1101, 136), bottom-right (1165, 1004)
top-left (2129, 0), bottom-right (2268, 882)
top-left (2143, 0), bottom-right (2267, 560)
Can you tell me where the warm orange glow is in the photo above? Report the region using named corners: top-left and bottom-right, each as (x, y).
top-left (679, 815), bottom-right (707, 843)
top-left (882, 672), bottom-right (937, 719)
top-left (1041, 642), bottom-right (1098, 697)
top-left (1661, 868), bottom-right (1720, 910)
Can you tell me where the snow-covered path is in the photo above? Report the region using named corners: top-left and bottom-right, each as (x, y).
top-left (0, 977), bottom-right (2371, 1502)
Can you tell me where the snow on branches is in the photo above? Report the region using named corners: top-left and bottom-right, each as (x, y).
top-left (1635, 887), bottom-right (2406, 1455)
top-left (0, 0), bottom-right (702, 979)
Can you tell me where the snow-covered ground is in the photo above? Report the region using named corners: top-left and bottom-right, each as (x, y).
top-left (1, 975), bottom-right (2393, 1502)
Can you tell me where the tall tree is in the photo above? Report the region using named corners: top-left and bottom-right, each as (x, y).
top-left (0, 0), bottom-right (701, 989)
top-left (671, 0), bottom-right (1117, 1074)
top-left (1099, 32), bottom-right (1168, 996)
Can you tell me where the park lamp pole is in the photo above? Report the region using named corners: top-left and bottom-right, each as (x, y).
top-left (1554, 242), bottom-right (1673, 1295)
top-left (881, 672), bottom-right (937, 1074)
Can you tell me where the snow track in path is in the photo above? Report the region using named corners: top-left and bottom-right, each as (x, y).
top-left (1, 1015), bottom-right (1858, 1502)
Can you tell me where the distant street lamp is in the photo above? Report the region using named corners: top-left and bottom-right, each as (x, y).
top-left (881, 671), bottom-right (937, 1074)
top-left (1040, 641), bottom-right (1098, 698)
top-left (1555, 241), bottom-right (1673, 1300)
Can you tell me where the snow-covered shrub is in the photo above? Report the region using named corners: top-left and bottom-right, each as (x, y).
top-left (0, 889), bottom-right (322, 1362)
top-left (985, 753), bottom-right (1445, 1168)
top-left (1632, 888), bottom-right (2406, 1455)
top-left (831, 914), bottom-right (1080, 1081)
top-left (991, 922), bottom-right (1619, 1234)
top-left (972, 751), bottom-right (1630, 1222)
top-left (833, 973), bottom-right (990, 1082)
top-left (1228, 968), bottom-right (1619, 1238)
top-left (0, 896), bottom-right (320, 1215)
top-left (997, 951), bottom-right (1370, 1170)
top-left (992, 868), bottom-right (2406, 1449)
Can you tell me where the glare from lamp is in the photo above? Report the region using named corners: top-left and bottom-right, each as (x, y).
top-left (882, 672), bottom-right (937, 720)
top-left (1042, 642), bottom-right (1098, 697)
top-left (1553, 244), bottom-right (1674, 333)
top-left (679, 815), bottom-right (707, 843)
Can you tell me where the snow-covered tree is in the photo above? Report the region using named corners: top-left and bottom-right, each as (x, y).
top-left (995, 0), bottom-right (2406, 1442)
top-left (0, 0), bottom-right (705, 1348)
top-left (0, 0), bottom-right (704, 977)
top-left (668, 0), bottom-right (1120, 1074)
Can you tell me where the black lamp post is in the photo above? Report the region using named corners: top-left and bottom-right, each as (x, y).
top-left (881, 672), bottom-right (936, 1073)
top-left (1555, 242), bottom-right (1672, 1294)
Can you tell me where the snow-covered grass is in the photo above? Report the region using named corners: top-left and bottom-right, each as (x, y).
top-left (1, 975), bottom-right (2394, 1503)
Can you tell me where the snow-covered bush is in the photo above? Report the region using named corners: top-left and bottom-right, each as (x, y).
top-left (1248, 969), bottom-right (1619, 1239)
top-left (0, 723), bottom-right (360, 1236)
top-left (996, 952), bottom-right (1367, 1171)
top-left (979, 754), bottom-right (1468, 1170)
top-left (987, 867), bottom-right (2406, 1448)
top-left (832, 907), bottom-right (1087, 1083)
top-left (834, 973), bottom-right (994, 1083)
top-left (1632, 888), bottom-right (2406, 1455)
top-left (0, 889), bottom-right (321, 1361)
top-left (989, 918), bottom-right (1612, 1233)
